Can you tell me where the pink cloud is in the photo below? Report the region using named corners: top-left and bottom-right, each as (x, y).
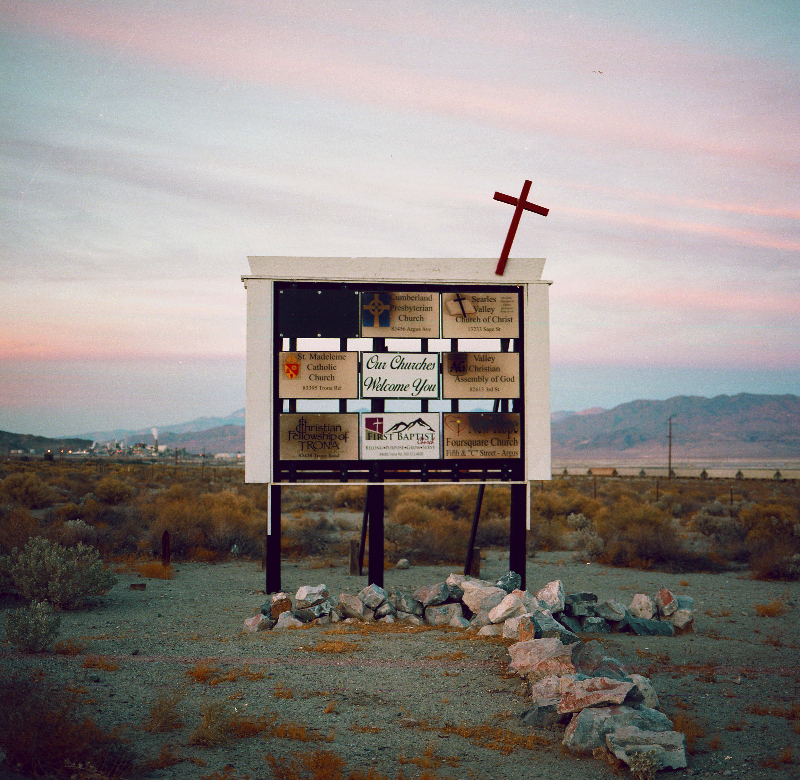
top-left (559, 206), bottom-right (800, 253)
top-left (8, 2), bottom-right (798, 172)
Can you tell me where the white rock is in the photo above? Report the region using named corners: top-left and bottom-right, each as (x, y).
top-left (274, 612), bottom-right (303, 630)
top-left (535, 580), bottom-right (566, 613)
top-left (478, 624), bottom-right (504, 637)
top-left (461, 582), bottom-right (507, 613)
top-left (606, 726), bottom-right (687, 770)
top-left (489, 593), bottom-right (524, 623)
top-left (630, 674), bottom-right (660, 709)
top-left (629, 593), bottom-right (656, 619)
top-left (295, 584), bottom-right (329, 609)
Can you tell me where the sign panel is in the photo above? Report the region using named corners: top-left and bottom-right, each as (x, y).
top-left (279, 414), bottom-right (359, 460)
top-left (442, 413), bottom-right (521, 459)
top-left (360, 413), bottom-right (440, 460)
top-left (277, 288), bottom-right (360, 338)
top-left (360, 291), bottom-right (440, 338)
top-left (278, 351), bottom-right (359, 399)
top-left (441, 291), bottom-right (519, 338)
top-left (442, 352), bottom-right (520, 399)
top-left (361, 352), bottom-right (439, 398)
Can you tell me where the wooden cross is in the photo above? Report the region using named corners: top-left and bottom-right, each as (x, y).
top-left (493, 180), bottom-right (548, 275)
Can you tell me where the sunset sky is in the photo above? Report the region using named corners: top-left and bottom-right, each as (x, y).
top-left (2, 1), bottom-right (798, 438)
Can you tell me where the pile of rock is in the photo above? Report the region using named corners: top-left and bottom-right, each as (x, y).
top-left (512, 637), bottom-right (686, 773)
top-left (243, 573), bottom-right (693, 774)
top-left (244, 573), bottom-right (694, 640)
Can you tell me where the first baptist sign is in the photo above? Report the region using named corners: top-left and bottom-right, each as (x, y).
top-left (241, 256), bottom-right (552, 485)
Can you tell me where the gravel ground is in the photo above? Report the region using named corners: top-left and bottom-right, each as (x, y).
top-left (1, 546), bottom-right (799, 780)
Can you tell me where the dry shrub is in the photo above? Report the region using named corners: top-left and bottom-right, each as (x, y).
top-left (410, 514), bottom-right (469, 565)
top-left (672, 712), bottom-right (706, 754)
top-left (755, 597), bottom-right (788, 617)
top-left (54, 637), bottom-right (86, 655)
top-left (282, 514), bottom-right (337, 557)
top-left (399, 743), bottom-right (459, 769)
top-left (130, 559), bottom-right (175, 579)
top-left (527, 515), bottom-right (567, 552)
top-left (142, 487), bottom-right (263, 559)
top-left (188, 702), bottom-right (231, 747)
top-left (144, 693), bottom-right (185, 732)
top-left (274, 682), bottom-right (294, 699)
top-left (187, 702), bottom-right (271, 747)
top-left (0, 472), bottom-right (59, 509)
top-left (0, 669), bottom-right (136, 778)
top-left (264, 714), bottom-right (335, 743)
top-left (141, 742), bottom-right (186, 770)
top-left (762, 746), bottom-right (794, 768)
top-left (333, 485), bottom-right (366, 511)
top-left (593, 499), bottom-right (709, 571)
top-left (94, 477), bottom-right (136, 505)
top-left (0, 504), bottom-right (38, 556)
top-left (741, 500), bottom-right (800, 580)
top-left (185, 660), bottom-right (264, 686)
top-left (265, 749), bottom-right (348, 780)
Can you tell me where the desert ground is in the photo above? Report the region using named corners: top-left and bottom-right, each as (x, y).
top-left (1, 544), bottom-right (799, 780)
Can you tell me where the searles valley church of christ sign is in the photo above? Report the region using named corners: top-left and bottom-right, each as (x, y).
top-left (241, 257), bottom-right (552, 486)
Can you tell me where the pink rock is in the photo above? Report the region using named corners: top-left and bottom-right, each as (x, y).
top-left (243, 614), bottom-right (268, 632)
top-left (535, 580), bottom-right (565, 613)
top-left (270, 593), bottom-right (292, 619)
top-left (507, 638), bottom-right (576, 678)
top-left (655, 587), bottom-right (677, 617)
top-left (558, 676), bottom-right (642, 714)
top-left (338, 593), bottom-right (373, 621)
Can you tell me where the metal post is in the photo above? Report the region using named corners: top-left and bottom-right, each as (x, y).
top-left (266, 484), bottom-right (282, 594)
top-left (509, 483), bottom-right (527, 591)
top-left (366, 482), bottom-right (384, 588)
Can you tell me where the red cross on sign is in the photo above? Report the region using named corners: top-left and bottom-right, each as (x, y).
top-left (493, 180), bottom-right (548, 275)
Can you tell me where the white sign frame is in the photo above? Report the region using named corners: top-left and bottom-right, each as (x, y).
top-left (242, 257), bottom-right (551, 484)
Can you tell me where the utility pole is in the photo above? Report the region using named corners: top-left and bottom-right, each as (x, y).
top-left (667, 415), bottom-right (676, 480)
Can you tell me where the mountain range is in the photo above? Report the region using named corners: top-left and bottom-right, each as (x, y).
top-left (2, 394), bottom-right (797, 460)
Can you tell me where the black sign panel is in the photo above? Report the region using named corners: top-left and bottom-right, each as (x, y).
top-left (277, 288), bottom-right (360, 338)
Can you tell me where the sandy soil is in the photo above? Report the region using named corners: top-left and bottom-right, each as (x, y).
top-left (1, 546), bottom-right (799, 780)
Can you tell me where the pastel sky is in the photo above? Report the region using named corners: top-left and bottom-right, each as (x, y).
top-left (2, 0), bottom-right (798, 437)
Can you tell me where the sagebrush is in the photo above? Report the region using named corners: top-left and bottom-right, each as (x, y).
top-left (1, 537), bottom-right (117, 609)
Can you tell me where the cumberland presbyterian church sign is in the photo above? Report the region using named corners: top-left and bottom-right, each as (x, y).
top-left (241, 257), bottom-right (552, 485)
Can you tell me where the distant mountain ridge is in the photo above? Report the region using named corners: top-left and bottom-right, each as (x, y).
top-left (77, 409), bottom-right (245, 443)
top-left (551, 393), bottom-right (800, 459)
top-left (46, 394), bottom-right (800, 459)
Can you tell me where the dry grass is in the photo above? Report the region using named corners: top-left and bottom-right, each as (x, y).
top-left (672, 712), bottom-right (706, 755)
top-left (140, 742), bottom-right (189, 771)
top-left (53, 637), bottom-right (87, 655)
top-left (264, 714), bottom-right (335, 743)
top-left (143, 692), bottom-right (185, 732)
top-left (761, 746), bottom-right (794, 768)
top-left (184, 659), bottom-right (265, 686)
top-left (274, 682), bottom-right (294, 699)
top-left (301, 638), bottom-right (362, 654)
top-left (0, 669), bottom-right (136, 779)
top-left (398, 743), bottom-right (459, 769)
top-left (755, 597), bottom-right (788, 617)
top-left (82, 655), bottom-right (121, 671)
